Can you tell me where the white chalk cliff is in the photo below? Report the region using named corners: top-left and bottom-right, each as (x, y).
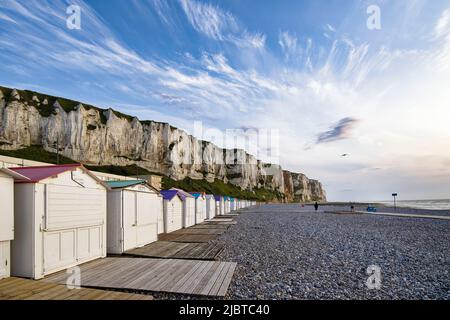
top-left (0, 86), bottom-right (326, 201)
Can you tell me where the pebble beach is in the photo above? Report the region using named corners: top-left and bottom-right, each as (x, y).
top-left (217, 204), bottom-right (450, 300)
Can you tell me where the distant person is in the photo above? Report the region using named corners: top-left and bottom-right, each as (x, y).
top-left (350, 204), bottom-right (355, 212)
top-left (314, 202), bottom-right (319, 211)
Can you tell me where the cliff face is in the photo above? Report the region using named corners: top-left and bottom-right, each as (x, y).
top-left (0, 87), bottom-right (326, 201)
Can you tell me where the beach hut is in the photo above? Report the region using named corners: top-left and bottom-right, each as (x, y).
top-left (190, 192), bottom-right (207, 224)
top-left (205, 195), bottom-right (216, 219)
top-left (105, 180), bottom-right (162, 254)
top-left (0, 168), bottom-right (28, 279)
top-left (9, 164), bottom-right (109, 279)
top-left (224, 196), bottom-right (232, 213)
top-left (160, 190), bottom-right (183, 233)
top-left (230, 197), bottom-right (236, 211)
top-left (180, 189), bottom-right (196, 227)
top-left (213, 195), bottom-right (222, 216)
top-left (160, 188), bottom-right (195, 232)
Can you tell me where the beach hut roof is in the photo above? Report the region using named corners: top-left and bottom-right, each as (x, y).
top-left (9, 164), bottom-right (110, 189)
top-left (160, 188), bottom-right (194, 201)
top-left (214, 195), bottom-right (222, 201)
top-left (0, 167), bottom-right (30, 181)
top-left (105, 179), bottom-right (147, 189)
top-left (190, 192), bottom-right (205, 199)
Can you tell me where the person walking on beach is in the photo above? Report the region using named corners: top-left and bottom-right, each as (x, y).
top-left (314, 202), bottom-right (319, 212)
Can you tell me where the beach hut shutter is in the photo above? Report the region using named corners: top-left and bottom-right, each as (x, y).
top-left (45, 184), bottom-right (104, 230)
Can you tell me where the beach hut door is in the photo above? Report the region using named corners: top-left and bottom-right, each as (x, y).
top-left (122, 191), bottom-right (138, 251)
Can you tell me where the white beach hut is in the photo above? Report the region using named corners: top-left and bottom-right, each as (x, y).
top-left (161, 188), bottom-right (195, 231)
top-left (0, 168), bottom-right (28, 279)
top-left (9, 164), bottom-right (109, 279)
top-left (224, 196), bottom-right (232, 213)
top-left (230, 197), bottom-right (236, 211)
top-left (218, 196), bottom-right (226, 216)
top-left (105, 180), bottom-right (163, 254)
top-left (190, 192), bottom-right (207, 224)
top-left (160, 189), bottom-right (183, 233)
top-left (205, 195), bottom-right (216, 219)
top-left (180, 190), bottom-right (196, 228)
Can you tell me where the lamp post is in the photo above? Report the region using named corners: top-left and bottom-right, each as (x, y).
top-left (392, 193), bottom-right (398, 211)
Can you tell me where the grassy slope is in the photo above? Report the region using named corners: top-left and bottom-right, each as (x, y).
top-left (0, 146), bottom-right (280, 201)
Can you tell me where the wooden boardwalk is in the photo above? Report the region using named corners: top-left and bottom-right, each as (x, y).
top-left (172, 228), bottom-right (225, 235)
top-left (202, 221), bottom-right (237, 225)
top-left (0, 277), bottom-right (152, 300)
top-left (125, 241), bottom-right (223, 260)
top-left (158, 233), bottom-right (218, 243)
top-left (220, 214), bottom-right (240, 217)
top-left (191, 224), bottom-right (230, 229)
top-left (44, 257), bottom-right (236, 297)
top-left (205, 218), bottom-right (234, 222)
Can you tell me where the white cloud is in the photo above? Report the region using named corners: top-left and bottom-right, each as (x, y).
top-left (151, 0), bottom-right (172, 26)
top-left (179, 0), bottom-right (265, 49)
top-left (179, 0), bottom-right (237, 40)
top-left (0, 12), bottom-right (17, 24)
top-left (434, 9), bottom-right (450, 39)
top-left (326, 24), bottom-right (336, 32)
top-left (279, 31), bottom-right (298, 60)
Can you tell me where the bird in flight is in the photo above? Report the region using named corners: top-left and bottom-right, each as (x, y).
top-left (341, 154), bottom-right (349, 157)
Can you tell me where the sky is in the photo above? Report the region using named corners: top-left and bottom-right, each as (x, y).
top-left (1, 0), bottom-right (450, 201)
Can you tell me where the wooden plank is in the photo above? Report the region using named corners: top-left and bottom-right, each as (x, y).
top-left (42, 257), bottom-right (236, 297)
top-left (191, 224), bottom-right (230, 229)
top-left (217, 263), bottom-right (237, 296)
top-left (193, 262), bottom-right (222, 295)
top-left (82, 258), bottom-right (144, 285)
top-left (0, 278), bottom-right (43, 296)
top-left (158, 260), bottom-right (201, 292)
top-left (199, 262), bottom-right (227, 296)
top-left (125, 241), bottom-right (189, 258)
top-left (129, 242), bottom-right (223, 260)
top-left (171, 228), bottom-right (225, 235)
top-left (209, 262), bottom-right (233, 296)
top-left (173, 234), bottom-right (217, 243)
top-left (203, 221), bottom-right (237, 225)
top-left (4, 281), bottom-right (58, 300)
top-left (168, 260), bottom-right (205, 293)
top-left (126, 259), bottom-right (174, 288)
top-left (178, 261), bottom-right (214, 294)
top-left (0, 277), bottom-right (152, 300)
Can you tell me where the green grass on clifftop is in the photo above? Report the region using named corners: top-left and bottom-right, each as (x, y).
top-left (161, 176), bottom-right (282, 201)
top-left (0, 146), bottom-right (76, 165)
top-left (0, 146), bottom-right (279, 201)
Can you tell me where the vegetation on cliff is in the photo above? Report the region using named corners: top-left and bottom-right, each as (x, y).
top-left (0, 146), bottom-right (281, 201)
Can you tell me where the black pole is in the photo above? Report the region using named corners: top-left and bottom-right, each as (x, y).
top-left (56, 138), bottom-right (59, 165)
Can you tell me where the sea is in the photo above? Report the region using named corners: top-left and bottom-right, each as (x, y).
top-left (378, 199), bottom-right (450, 210)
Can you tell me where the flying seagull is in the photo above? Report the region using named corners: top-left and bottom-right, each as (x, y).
top-left (341, 154), bottom-right (349, 157)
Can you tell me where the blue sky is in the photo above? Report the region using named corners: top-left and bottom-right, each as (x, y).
top-left (1, 0), bottom-right (450, 201)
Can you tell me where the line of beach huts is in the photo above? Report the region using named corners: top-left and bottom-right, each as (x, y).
top-left (0, 155), bottom-right (256, 281)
